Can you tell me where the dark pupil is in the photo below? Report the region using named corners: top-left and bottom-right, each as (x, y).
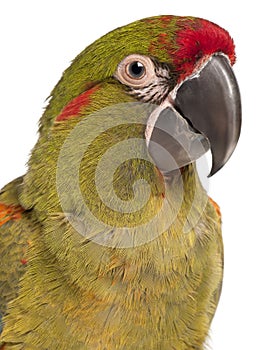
top-left (128, 61), bottom-right (145, 78)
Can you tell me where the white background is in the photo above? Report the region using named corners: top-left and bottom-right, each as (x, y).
top-left (0, 1), bottom-right (266, 349)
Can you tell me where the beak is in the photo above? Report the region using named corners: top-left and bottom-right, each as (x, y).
top-left (146, 54), bottom-right (242, 176)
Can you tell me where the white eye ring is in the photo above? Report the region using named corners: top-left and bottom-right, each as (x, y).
top-left (115, 54), bottom-right (156, 88)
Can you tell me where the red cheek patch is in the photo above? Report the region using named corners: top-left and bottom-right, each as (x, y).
top-left (56, 85), bottom-right (99, 122)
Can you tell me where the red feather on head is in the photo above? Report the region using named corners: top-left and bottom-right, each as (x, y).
top-left (173, 18), bottom-right (236, 82)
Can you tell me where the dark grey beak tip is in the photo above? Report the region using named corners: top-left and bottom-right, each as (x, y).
top-left (208, 165), bottom-right (221, 177)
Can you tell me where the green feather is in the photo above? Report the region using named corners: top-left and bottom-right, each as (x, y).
top-left (0, 15), bottom-right (224, 349)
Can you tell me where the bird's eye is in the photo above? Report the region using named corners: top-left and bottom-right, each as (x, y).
top-left (115, 54), bottom-right (156, 88)
top-left (127, 61), bottom-right (145, 79)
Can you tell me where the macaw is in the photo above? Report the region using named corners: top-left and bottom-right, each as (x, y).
top-left (0, 15), bottom-right (241, 349)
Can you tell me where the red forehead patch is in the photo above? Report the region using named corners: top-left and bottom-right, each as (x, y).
top-left (174, 18), bottom-right (235, 80)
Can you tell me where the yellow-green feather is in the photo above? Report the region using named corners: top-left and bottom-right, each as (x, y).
top-left (0, 15), bottom-right (223, 349)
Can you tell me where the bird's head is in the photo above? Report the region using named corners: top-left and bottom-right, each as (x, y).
top-left (21, 16), bottom-right (241, 236)
top-left (39, 15), bottom-right (241, 177)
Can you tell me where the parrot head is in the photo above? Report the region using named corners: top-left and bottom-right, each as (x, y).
top-left (38, 15), bottom-right (241, 179)
top-left (21, 15), bottom-right (241, 243)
